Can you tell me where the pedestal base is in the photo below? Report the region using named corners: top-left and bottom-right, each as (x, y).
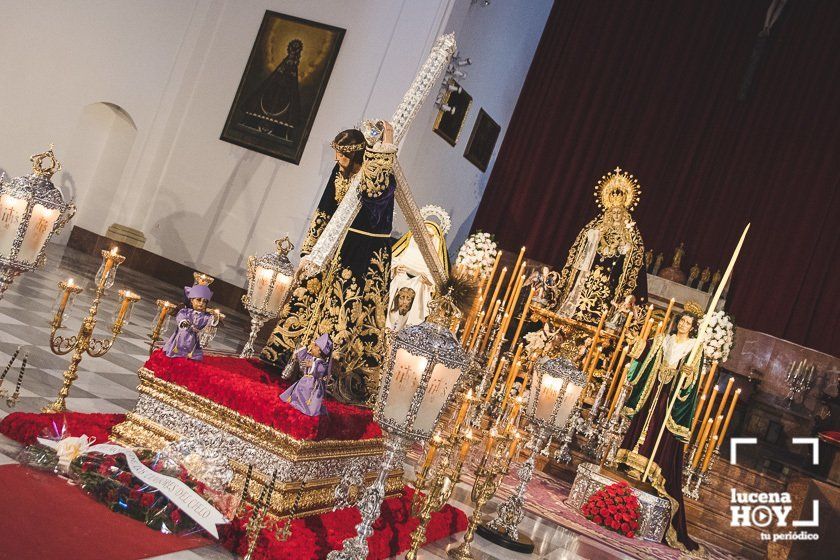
top-left (476, 522), bottom-right (535, 554)
top-left (567, 462), bottom-right (670, 543)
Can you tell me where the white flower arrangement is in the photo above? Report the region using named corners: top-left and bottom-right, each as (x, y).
top-left (455, 231), bottom-right (498, 276)
top-left (702, 310), bottom-right (735, 362)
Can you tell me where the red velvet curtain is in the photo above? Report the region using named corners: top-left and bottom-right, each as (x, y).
top-left (473, 0), bottom-right (840, 355)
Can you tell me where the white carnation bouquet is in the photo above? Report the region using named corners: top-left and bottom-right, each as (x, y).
top-left (455, 231), bottom-right (498, 276)
top-left (702, 310), bottom-right (735, 362)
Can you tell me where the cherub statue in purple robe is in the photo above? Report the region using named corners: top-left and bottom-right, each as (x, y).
top-left (279, 333), bottom-right (332, 416)
top-left (163, 284), bottom-right (214, 360)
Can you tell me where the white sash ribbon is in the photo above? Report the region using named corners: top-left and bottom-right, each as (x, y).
top-left (38, 438), bottom-right (227, 538)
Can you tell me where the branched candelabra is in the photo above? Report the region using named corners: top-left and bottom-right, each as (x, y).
top-left (784, 359), bottom-right (815, 408)
top-left (447, 424), bottom-right (520, 560)
top-left (44, 248), bottom-right (140, 412)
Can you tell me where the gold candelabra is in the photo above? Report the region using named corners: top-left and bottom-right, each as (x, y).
top-left (44, 248), bottom-right (140, 412)
top-left (406, 390), bottom-right (476, 560)
top-left (447, 392), bottom-right (522, 560)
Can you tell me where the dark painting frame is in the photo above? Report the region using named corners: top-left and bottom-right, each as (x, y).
top-left (221, 11), bottom-right (345, 165)
top-left (433, 80), bottom-right (472, 146)
top-left (463, 108), bottom-right (501, 172)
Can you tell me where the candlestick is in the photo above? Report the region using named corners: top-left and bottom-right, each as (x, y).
top-left (453, 389), bottom-right (473, 431)
top-left (691, 393), bottom-right (707, 432)
top-left (502, 358), bottom-right (522, 403)
top-left (479, 299), bottom-right (502, 353)
top-left (468, 310), bottom-right (485, 350)
top-left (509, 288), bottom-right (534, 352)
top-left (715, 377), bottom-right (734, 420)
top-left (585, 346), bottom-right (603, 385)
top-left (507, 430), bottom-right (521, 460)
top-left (608, 363), bottom-right (631, 419)
top-left (421, 433), bottom-right (443, 474)
top-left (96, 247), bottom-right (120, 290)
top-left (692, 417), bottom-right (714, 469)
top-left (641, 304), bottom-right (654, 330)
top-left (604, 345), bottom-right (628, 409)
top-left (486, 266), bottom-right (507, 319)
top-left (701, 435), bottom-right (719, 472)
top-left (461, 295), bottom-right (483, 344)
top-left (480, 252), bottom-right (502, 304)
top-left (716, 388), bottom-right (741, 447)
top-left (44, 247), bottom-right (133, 412)
top-left (692, 384), bottom-right (719, 443)
top-left (607, 311), bottom-right (633, 373)
top-left (458, 429), bottom-right (473, 463)
top-left (658, 298), bottom-right (675, 334)
top-left (484, 357), bottom-right (508, 405)
top-left (502, 273), bottom-right (526, 331)
top-left (502, 248), bottom-right (526, 306)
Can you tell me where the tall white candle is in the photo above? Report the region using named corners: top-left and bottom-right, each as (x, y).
top-left (0, 194), bottom-right (27, 257)
top-left (19, 204), bottom-right (59, 262)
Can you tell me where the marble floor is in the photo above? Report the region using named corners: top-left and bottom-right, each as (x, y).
top-left (0, 244), bottom-right (638, 560)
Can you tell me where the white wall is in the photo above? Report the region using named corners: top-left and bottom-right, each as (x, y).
top-left (0, 0), bottom-right (550, 285)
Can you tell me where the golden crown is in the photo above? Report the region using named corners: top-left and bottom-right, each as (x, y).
top-left (595, 167), bottom-right (641, 212)
top-left (683, 301), bottom-right (704, 318)
top-left (330, 140), bottom-right (366, 154)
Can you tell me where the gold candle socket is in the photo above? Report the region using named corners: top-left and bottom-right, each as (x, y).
top-left (149, 299), bottom-right (178, 354)
top-left (44, 248), bottom-right (137, 412)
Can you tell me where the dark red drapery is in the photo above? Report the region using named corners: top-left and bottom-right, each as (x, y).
top-left (473, 0), bottom-right (840, 355)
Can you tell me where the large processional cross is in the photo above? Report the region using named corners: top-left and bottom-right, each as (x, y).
top-left (302, 34), bottom-right (455, 287)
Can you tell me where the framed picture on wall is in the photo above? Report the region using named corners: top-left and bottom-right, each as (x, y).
top-left (464, 108), bottom-right (501, 172)
top-left (220, 11), bottom-right (345, 165)
top-left (433, 80), bottom-right (472, 146)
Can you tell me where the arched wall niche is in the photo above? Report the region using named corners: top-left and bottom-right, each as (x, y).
top-left (53, 101), bottom-right (138, 243)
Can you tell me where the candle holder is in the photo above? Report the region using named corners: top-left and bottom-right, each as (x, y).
top-left (148, 299), bottom-right (177, 354)
top-left (683, 447), bottom-right (720, 500)
top-left (598, 381), bottom-right (633, 467)
top-left (405, 426), bottom-right (473, 560)
top-left (0, 148), bottom-right (76, 301)
top-left (478, 431), bottom-right (546, 553)
top-left (241, 238), bottom-right (295, 358)
top-left (784, 359), bottom-right (816, 408)
top-left (446, 426), bottom-right (519, 560)
top-left (43, 248), bottom-right (139, 412)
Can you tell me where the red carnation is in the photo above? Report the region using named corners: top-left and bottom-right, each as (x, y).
top-left (608, 506), bottom-right (617, 514)
top-left (627, 531), bottom-right (635, 539)
top-left (621, 522), bottom-right (630, 532)
top-left (600, 508), bottom-right (609, 517)
top-left (593, 515), bottom-right (602, 524)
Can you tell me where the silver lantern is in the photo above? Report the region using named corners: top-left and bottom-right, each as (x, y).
top-left (329, 293), bottom-right (469, 560)
top-left (240, 237), bottom-right (295, 357)
top-left (0, 147), bottom-right (75, 300)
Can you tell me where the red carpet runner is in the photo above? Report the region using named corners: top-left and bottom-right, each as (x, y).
top-left (0, 463), bottom-right (206, 560)
top-left (0, 412), bottom-right (467, 560)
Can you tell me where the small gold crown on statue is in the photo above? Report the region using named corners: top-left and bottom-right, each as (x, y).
top-left (595, 167), bottom-right (641, 212)
top-left (193, 272), bottom-right (215, 286)
top-left (683, 301), bottom-right (704, 319)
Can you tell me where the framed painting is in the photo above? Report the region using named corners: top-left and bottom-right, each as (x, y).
top-left (463, 108), bottom-right (501, 172)
top-left (433, 80), bottom-right (472, 146)
top-left (221, 11), bottom-right (345, 164)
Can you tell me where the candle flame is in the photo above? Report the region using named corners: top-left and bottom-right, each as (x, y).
top-left (67, 278), bottom-right (74, 286)
top-left (110, 247), bottom-right (118, 255)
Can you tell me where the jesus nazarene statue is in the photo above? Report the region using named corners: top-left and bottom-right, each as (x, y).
top-left (261, 122), bottom-right (397, 405)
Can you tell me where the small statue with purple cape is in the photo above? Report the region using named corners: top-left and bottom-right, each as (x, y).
top-left (280, 333), bottom-right (332, 416)
top-left (163, 284), bottom-right (214, 360)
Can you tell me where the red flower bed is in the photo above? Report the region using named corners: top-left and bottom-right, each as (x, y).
top-left (220, 486), bottom-right (468, 560)
top-left (145, 351), bottom-right (382, 441)
top-left (582, 480), bottom-right (640, 538)
top-left (0, 412), bottom-right (125, 445)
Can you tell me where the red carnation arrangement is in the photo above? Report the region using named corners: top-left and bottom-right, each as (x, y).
top-left (581, 480), bottom-right (640, 539)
